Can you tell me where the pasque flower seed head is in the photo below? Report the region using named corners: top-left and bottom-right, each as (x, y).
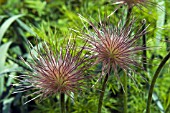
top-left (13, 38), bottom-right (92, 103)
top-left (79, 15), bottom-right (148, 77)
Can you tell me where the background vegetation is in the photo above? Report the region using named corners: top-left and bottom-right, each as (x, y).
top-left (0, 0), bottom-right (170, 113)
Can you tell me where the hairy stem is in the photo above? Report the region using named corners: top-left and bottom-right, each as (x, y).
top-left (146, 51), bottom-right (170, 113)
top-left (98, 74), bottom-right (109, 113)
top-left (60, 93), bottom-right (65, 113)
top-left (123, 72), bottom-right (127, 113)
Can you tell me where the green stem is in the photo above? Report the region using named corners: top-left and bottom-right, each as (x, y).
top-left (146, 51), bottom-right (170, 113)
top-left (122, 7), bottom-right (132, 113)
top-left (60, 93), bottom-right (65, 113)
top-left (123, 72), bottom-right (127, 113)
top-left (98, 74), bottom-right (109, 113)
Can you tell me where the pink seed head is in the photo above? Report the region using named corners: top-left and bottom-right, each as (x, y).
top-left (14, 39), bottom-right (91, 102)
top-left (80, 16), bottom-right (148, 75)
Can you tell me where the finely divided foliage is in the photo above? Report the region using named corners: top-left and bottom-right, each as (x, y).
top-left (13, 39), bottom-right (91, 103)
top-left (79, 15), bottom-right (148, 77)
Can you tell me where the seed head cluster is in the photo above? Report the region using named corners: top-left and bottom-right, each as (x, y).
top-left (13, 15), bottom-right (149, 104)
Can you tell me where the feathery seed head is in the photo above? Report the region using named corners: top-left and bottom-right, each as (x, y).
top-left (14, 38), bottom-right (91, 103)
top-left (79, 15), bottom-right (148, 75)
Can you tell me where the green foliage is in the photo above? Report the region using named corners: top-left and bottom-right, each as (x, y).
top-left (1, 0), bottom-right (170, 113)
top-left (0, 14), bottom-right (23, 43)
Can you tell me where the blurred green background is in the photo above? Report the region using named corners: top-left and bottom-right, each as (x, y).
top-left (0, 0), bottom-right (170, 113)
